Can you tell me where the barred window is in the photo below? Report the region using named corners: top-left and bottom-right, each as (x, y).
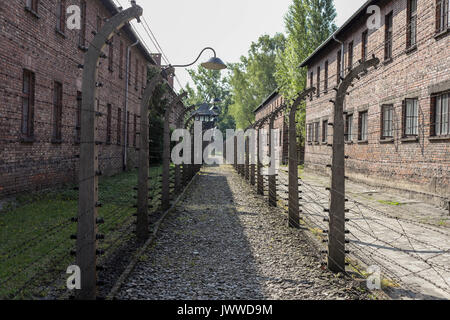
top-left (381, 104), bottom-right (394, 138)
top-left (52, 81), bottom-right (63, 142)
top-left (79, 0), bottom-right (87, 48)
top-left (404, 98), bottom-right (419, 136)
top-left (322, 120), bottom-right (328, 143)
top-left (362, 30), bottom-right (368, 62)
top-left (345, 113), bottom-right (354, 141)
top-left (26, 0), bottom-right (39, 13)
top-left (324, 60), bottom-right (329, 93)
top-left (358, 111), bottom-right (368, 141)
top-left (117, 108), bottom-right (122, 145)
top-left (313, 122), bottom-right (320, 142)
top-left (56, 0), bottom-right (66, 33)
top-left (22, 69), bottom-right (35, 139)
top-left (433, 92), bottom-right (449, 136)
top-left (436, 0), bottom-right (450, 33)
top-left (407, 0), bottom-right (418, 47)
top-left (385, 12), bottom-right (393, 60)
top-left (106, 104), bottom-right (112, 144)
top-left (76, 92), bottom-right (82, 142)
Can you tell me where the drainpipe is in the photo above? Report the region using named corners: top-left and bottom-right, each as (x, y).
top-left (124, 39), bottom-right (139, 171)
top-left (333, 35), bottom-right (345, 81)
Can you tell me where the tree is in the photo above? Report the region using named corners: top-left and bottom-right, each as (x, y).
top-left (229, 33), bottom-right (286, 129)
top-left (275, 0), bottom-right (337, 145)
top-left (184, 67), bottom-right (235, 132)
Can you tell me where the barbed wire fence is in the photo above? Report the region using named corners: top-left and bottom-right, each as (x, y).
top-left (230, 55), bottom-right (450, 299)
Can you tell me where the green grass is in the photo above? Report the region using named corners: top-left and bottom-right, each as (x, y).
top-left (377, 200), bottom-right (403, 206)
top-left (0, 166), bottom-right (162, 299)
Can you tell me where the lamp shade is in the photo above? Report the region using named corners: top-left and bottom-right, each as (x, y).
top-left (201, 57), bottom-right (227, 70)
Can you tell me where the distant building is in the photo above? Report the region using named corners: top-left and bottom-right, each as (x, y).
top-left (191, 103), bottom-right (219, 124)
top-left (301, 0), bottom-right (450, 207)
top-left (254, 91), bottom-right (289, 165)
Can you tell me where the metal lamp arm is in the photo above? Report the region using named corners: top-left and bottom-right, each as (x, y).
top-left (171, 47), bottom-right (217, 68)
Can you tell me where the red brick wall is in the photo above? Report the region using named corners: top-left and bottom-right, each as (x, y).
top-left (254, 93), bottom-right (288, 165)
top-left (0, 0), bottom-right (153, 197)
top-left (304, 0), bottom-right (450, 200)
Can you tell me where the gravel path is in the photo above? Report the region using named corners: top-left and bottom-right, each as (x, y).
top-left (117, 165), bottom-right (368, 300)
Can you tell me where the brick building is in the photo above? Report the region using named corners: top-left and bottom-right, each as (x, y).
top-left (301, 0), bottom-right (450, 206)
top-left (0, 0), bottom-right (178, 197)
top-left (254, 90), bottom-right (289, 165)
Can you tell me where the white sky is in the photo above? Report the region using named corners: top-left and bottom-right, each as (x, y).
top-left (116, 0), bottom-right (367, 91)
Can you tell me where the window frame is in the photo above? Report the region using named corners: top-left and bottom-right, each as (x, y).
top-left (362, 30), bottom-right (368, 62)
top-left (403, 98), bottom-right (419, 136)
top-left (407, 0), bottom-right (418, 48)
top-left (117, 107), bottom-right (122, 145)
top-left (345, 113), bottom-right (354, 142)
top-left (348, 41), bottom-right (354, 72)
top-left (381, 104), bottom-right (394, 139)
top-left (78, 0), bottom-right (87, 49)
top-left (56, 0), bottom-right (66, 34)
top-left (322, 120), bottom-right (328, 143)
top-left (436, 0), bottom-right (450, 34)
top-left (324, 60), bottom-right (329, 93)
top-left (385, 11), bottom-right (394, 61)
top-left (433, 92), bottom-right (450, 136)
top-left (316, 66), bottom-right (321, 97)
top-left (358, 110), bottom-right (369, 142)
top-left (21, 69), bottom-right (35, 140)
top-left (108, 37), bottom-right (114, 72)
top-left (106, 104), bottom-right (112, 144)
top-left (25, 0), bottom-right (39, 15)
top-left (52, 81), bottom-right (63, 143)
top-left (337, 50), bottom-right (342, 85)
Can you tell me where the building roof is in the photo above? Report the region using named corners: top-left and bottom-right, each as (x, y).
top-left (253, 89), bottom-right (279, 114)
top-left (191, 103), bottom-right (218, 117)
top-left (101, 0), bottom-right (157, 66)
top-left (299, 0), bottom-right (378, 68)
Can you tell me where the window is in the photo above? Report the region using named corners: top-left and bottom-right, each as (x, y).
top-left (310, 71), bottom-right (314, 99)
top-left (403, 98), bottom-right (419, 136)
top-left (316, 66), bottom-right (320, 97)
top-left (106, 104), bottom-right (112, 144)
top-left (337, 50), bottom-right (342, 84)
top-left (133, 114), bottom-right (137, 147)
top-left (433, 92), bottom-right (449, 136)
top-left (322, 120), bottom-right (328, 143)
top-left (324, 60), bottom-right (329, 93)
top-left (22, 70), bottom-right (35, 139)
top-left (362, 30), bottom-right (368, 62)
top-left (119, 41), bottom-right (124, 79)
top-left (135, 59), bottom-right (139, 90)
top-left (345, 113), bottom-right (354, 141)
top-left (358, 110), bottom-right (368, 141)
top-left (436, 0), bottom-right (450, 33)
top-left (385, 12), bottom-right (393, 61)
top-left (52, 81), bottom-right (63, 142)
top-left (56, 0), bottom-right (66, 33)
top-left (79, 0), bottom-right (87, 48)
top-left (348, 41), bottom-right (354, 72)
top-left (117, 108), bottom-right (122, 145)
top-left (108, 37), bottom-right (114, 72)
top-left (313, 122), bottom-right (320, 143)
top-left (128, 52), bottom-right (132, 85)
top-left (407, 0), bottom-right (418, 47)
top-left (76, 91), bottom-right (82, 142)
top-left (307, 124), bottom-right (313, 143)
top-left (26, 0), bottom-right (39, 13)
top-left (381, 105), bottom-right (394, 138)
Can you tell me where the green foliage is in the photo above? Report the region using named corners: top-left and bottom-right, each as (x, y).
top-left (229, 33), bottom-right (286, 129)
top-left (275, 0), bottom-right (337, 145)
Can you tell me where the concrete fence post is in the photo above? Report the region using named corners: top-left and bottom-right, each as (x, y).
top-left (327, 57), bottom-right (379, 273)
top-left (77, 5), bottom-right (143, 300)
top-left (136, 73), bottom-right (162, 243)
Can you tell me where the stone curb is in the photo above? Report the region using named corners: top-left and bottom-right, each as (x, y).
top-left (106, 172), bottom-right (199, 300)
